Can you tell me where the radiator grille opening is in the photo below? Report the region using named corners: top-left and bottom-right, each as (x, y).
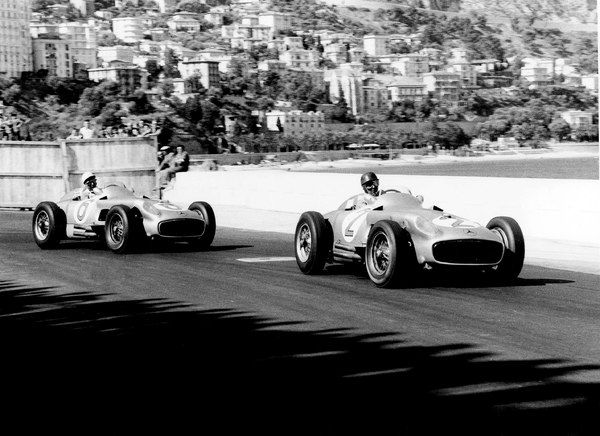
top-left (158, 219), bottom-right (205, 237)
top-left (432, 239), bottom-right (503, 264)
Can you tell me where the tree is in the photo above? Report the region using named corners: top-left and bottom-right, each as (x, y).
top-left (548, 118), bottom-right (571, 141)
top-left (129, 90), bottom-right (154, 115)
top-left (330, 97), bottom-right (354, 123)
top-left (78, 81), bottom-right (121, 116)
top-left (163, 49), bottom-right (181, 78)
top-left (176, 0), bottom-right (209, 13)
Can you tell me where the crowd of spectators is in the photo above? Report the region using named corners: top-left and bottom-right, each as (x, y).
top-left (66, 119), bottom-right (161, 140)
top-left (0, 113), bottom-right (29, 141)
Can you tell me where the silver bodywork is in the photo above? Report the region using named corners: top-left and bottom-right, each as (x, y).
top-left (57, 182), bottom-right (205, 240)
top-left (325, 192), bottom-right (505, 267)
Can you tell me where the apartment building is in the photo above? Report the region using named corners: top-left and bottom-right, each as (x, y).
top-left (69, 0), bottom-right (94, 16)
top-left (87, 60), bottom-right (148, 95)
top-left (560, 110), bottom-right (594, 128)
top-left (387, 78), bottom-right (427, 104)
top-left (167, 12), bottom-right (201, 32)
top-left (98, 45), bottom-right (134, 63)
top-left (0, 0), bottom-right (33, 77)
top-left (32, 38), bottom-right (73, 77)
top-left (58, 20), bottom-right (97, 68)
top-left (422, 72), bottom-right (461, 104)
top-left (265, 110), bottom-right (325, 136)
top-left (258, 12), bottom-right (292, 34)
top-left (279, 49), bottom-right (319, 69)
top-left (178, 59), bottom-right (220, 89)
top-left (112, 16), bottom-right (143, 43)
top-left (363, 35), bottom-right (388, 57)
top-left (391, 54), bottom-right (429, 77)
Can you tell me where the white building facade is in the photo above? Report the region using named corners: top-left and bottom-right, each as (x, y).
top-left (0, 0), bottom-right (33, 77)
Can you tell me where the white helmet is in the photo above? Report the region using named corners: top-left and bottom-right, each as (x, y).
top-left (81, 171), bottom-right (96, 185)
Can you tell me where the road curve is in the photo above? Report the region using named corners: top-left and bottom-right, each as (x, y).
top-left (1, 210), bottom-right (599, 432)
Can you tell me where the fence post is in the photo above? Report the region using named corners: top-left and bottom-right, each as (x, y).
top-left (59, 139), bottom-right (70, 193)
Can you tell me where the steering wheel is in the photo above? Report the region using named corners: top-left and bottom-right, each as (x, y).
top-left (381, 189), bottom-right (401, 194)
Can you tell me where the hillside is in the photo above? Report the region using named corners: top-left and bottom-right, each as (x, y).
top-left (426, 0), bottom-right (597, 24)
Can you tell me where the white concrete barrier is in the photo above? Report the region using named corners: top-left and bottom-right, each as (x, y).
top-left (165, 170), bottom-right (600, 246)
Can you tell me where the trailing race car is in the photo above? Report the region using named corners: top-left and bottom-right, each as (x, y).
top-left (294, 191), bottom-right (525, 288)
top-left (32, 182), bottom-right (215, 253)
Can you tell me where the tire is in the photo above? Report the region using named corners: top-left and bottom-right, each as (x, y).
top-left (32, 202), bottom-right (66, 249)
top-left (365, 220), bottom-right (415, 288)
top-left (104, 205), bottom-right (141, 254)
top-left (295, 211), bottom-right (332, 275)
top-left (486, 216), bottom-right (525, 283)
top-left (188, 201), bottom-right (216, 249)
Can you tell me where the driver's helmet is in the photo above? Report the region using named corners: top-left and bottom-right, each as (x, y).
top-left (81, 171), bottom-right (96, 187)
top-left (361, 172), bottom-right (379, 195)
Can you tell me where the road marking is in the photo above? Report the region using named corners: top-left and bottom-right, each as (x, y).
top-left (237, 257), bottom-right (296, 263)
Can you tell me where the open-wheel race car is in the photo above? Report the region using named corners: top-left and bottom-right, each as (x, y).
top-left (32, 182), bottom-right (215, 253)
top-left (294, 191), bottom-right (525, 288)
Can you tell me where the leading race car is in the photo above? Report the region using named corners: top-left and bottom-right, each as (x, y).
top-left (294, 190), bottom-right (525, 288)
top-left (32, 182), bottom-right (215, 253)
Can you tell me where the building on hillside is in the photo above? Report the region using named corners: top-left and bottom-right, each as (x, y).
top-left (446, 62), bottom-right (478, 87)
top-left (94, 10), bottom-right (113, 20)
top-left (348, 47), bottom-right (365, 63)
top-left (58, 20), bottom-right (98, 69)
top-left (258, 12), bottom-right (292, 34)
top-left (98, 45), bottom-right (134, 63)
top-left (258, 59), bottom-right (287, 72)
top-left (30, 21), bottom-right (59, 38)
top-left (87, 60), bottom-right (148, 94)
top-left (470, 58), bottom-right (500, 73)
top-left (155, 0), bottom-right (178, 13)
top-left (422, 72), bottom-right (461, 105)
top-left (361, 77), bottom-right (390, 111)
top-left (417, 47), bottom-right (443, 61)
top-left (448, 47), bottom-right (470, 63)
top-left (132, 53), bottom-right (159, 69)
top-left (112, 16), bottom-right (143, 43)
top-left (282, 36), bottom-right (303, 50)
top-left (265, 110), bottom-right (324, 136)
top-left (32, 38), bottom-right (73, 77)
top-left (115, 0), bottom-right (140, 6)
top-left (323, 43), bottom-right (348, 65)
top-left (167, 12), bottom-right (201, 32)
top-left (476, 72), bottom-right (513, 88)
top-left (70, 0), bottom-right (94, 16)
top-left (326, 64), bottom-right (364, 116)
top-left (178, 59), bottom-right (220, 89)
top-left (204, 11), bottom-right (224, 26)
top-left (279, 49), bottom-right (319, 69)
top-left (363, 35), bottom-right (388, 57)
top-left (387, 78), bottom-right (427, 104)
top-left (193, 49), bottom-right (232, 73)
top-left (560, 110), bottom-right (593, 128)
top-left (391, 54), bottom-right (429, 77)
top-left (520, 66), bottom-right (554, 87)
top-left (581, 74), bottom-right (598, 93)
top-left (0, 0), bottom-right (33, 77)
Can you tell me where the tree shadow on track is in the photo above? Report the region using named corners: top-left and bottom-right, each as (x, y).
top-left (0, 279), bottom-right (597, 434)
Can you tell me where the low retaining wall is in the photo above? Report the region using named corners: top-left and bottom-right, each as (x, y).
top-left (165, 170), bottom-right (600, 245)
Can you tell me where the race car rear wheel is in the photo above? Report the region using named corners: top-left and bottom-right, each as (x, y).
top-left (366, 220), bottom-right (414, 288)
top-left (32, 202), bottom-right (66, 249)
top-left (188, 201), bottom-right (216, 249)
top-left (105, 205), bottom-right (140, 254)
top-left (295, 211), bottom-right (332, 274)
top-left (486, 216), bottom-right (525, 283)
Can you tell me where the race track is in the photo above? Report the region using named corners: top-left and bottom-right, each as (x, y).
top-left (1, 210), bottom-right (599, 431)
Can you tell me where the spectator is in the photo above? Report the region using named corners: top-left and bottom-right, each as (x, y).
top-left (3, 115), bottom-right (13, 140)
top-left (157, 145), bottom-right (189, 188)
top-left (66, 129), bottom-right (82, 140)
top-left (79, 120), bottom-right (96, 139)
top-left (157, 145), bottom-right (175, 187)
top-left (11, 114), bottom-right (22, 140)
top-left (140, 124), bottom-right (152, 136)
top-left (150, 119), bottom-right (161, 136)
top-left (171, 145), bottom-right (190, 172)
top-left (216, 133), bottom-right (229, 153)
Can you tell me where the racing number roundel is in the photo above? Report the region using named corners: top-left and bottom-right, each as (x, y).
top-left (341, 209), bottom-right (369, 242)
top-left (75, 200), bottom-right (92, 223)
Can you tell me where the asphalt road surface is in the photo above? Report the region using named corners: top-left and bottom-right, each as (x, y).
top-left (1, 210), bottom-right (599, 432)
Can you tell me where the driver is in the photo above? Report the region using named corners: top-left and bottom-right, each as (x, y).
top-left (356, 172), bottom-right (381, 208)
top-left (80, 171), bottom-right (103, 199)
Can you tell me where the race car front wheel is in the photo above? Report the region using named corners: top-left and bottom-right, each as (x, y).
top-left (32, 202), bottom-right (66, 249)
top-left (366, 220), bottom-right (415, 288)
top-left (295, 211), bottom-right (332, 274)
top-left (105, 205), bottom-right (140, 254)
top-left (486, 216), bottom-right (525, 283)
top-left (188, 201), bottom-right (216, 249)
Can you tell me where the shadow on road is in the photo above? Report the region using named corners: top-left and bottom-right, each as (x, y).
top-left (56, 239), bottom-right (253, 253)
top-left (324, 264), bottom-right (575, 289)
top-left (0, 279), bottom-right (597, 433)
